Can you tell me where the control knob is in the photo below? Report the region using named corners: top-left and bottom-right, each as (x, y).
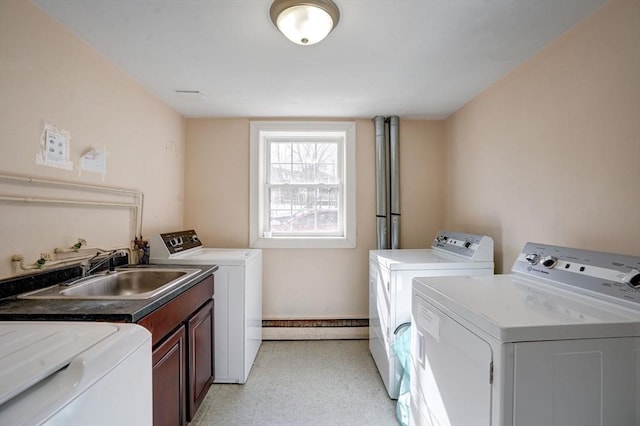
top-left (622, 269), bottom-right (640, 289)
top-left (525, 253), bottom-right (539, 265)
top-left (541, 255), bottom-right (558, 268)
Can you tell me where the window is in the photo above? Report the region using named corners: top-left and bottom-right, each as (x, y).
top-left (250, 121), bottom-right (356, 248)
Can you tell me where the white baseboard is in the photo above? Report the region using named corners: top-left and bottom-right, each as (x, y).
top-left (262, 326), bottom-right (368, 340)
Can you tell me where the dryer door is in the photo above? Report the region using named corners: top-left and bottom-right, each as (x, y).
top-left (411, 294), bottom-right (493, 426)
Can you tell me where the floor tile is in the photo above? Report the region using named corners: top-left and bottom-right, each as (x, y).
top-left (189, 339), bottom-right (398, 426)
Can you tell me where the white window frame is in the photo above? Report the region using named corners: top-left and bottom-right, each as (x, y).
top-left (250, 121), bottom-right (356, 249)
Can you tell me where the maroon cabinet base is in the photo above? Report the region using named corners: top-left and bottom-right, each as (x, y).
top-left (139, 275), bottom-right (214, 426)
top-left (152, 325), bottom-right (186, 426)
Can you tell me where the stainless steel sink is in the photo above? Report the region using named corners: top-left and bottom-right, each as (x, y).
top-left (18, 268), bottom-right (201, 300)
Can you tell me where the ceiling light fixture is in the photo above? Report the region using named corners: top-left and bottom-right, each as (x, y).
top-left (270, 0), bottom-right (340, 46)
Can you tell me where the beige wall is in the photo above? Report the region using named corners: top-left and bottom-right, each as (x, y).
top-left (3, 0), bottom-right (636, 321)
top-left (184, 118), bottom-right (444, 319)
top-left (0, 1), bottom-right (185, 278)
top-left (444, 0), bottom-right (640, 273)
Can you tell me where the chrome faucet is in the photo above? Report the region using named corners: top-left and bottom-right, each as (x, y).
top-left (81, 250), bottom-right (123, 277)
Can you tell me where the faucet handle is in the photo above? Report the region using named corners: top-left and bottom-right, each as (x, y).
top-left (80, 260), bottom-right (91, 277)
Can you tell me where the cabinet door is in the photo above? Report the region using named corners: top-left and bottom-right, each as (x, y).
top-left (152, 325), bottom-right (187, 426)
top-left (187, 299), bottom-right (214, 420)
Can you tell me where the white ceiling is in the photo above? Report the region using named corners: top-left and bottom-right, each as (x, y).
top-left (32, 0), bottom-right (607, 119)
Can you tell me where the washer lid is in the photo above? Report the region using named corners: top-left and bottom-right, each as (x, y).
top-left (413, 275), bottom-right (640, 343)
top-left (370, 249), bottom-right (493, 271)
top-left (152, 247), bottom-right (261, 266)
top-left (0, 322), bottom-right (117, 404)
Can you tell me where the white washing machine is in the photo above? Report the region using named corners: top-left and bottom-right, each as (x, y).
top-left (0, 322), bottom-right (152, 425)
top-left (150, 230), bottom-right (262, 384)
top-left (411, 242), bottom-right (640, 426)
top-left (369, 230), bottom-right (494, 399)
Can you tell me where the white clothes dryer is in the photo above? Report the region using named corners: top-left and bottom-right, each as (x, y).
top-left (411, 242), bottom-right (640, 426)
top-left (369, 230), bottom-right (494, 399)
top-left (150, 230), bottom-right (262, 384)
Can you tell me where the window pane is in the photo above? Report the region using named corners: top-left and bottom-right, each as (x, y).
top-left (270, 210), bottom-right (291, 232)
top-left (269, 186), bottom-right (291, 232)
top-left (270, 143), bottom-right (291, 163)
top-left (270, 163), bottom-right (290, 184)
top-left (269, 187), bottom-right (288, 210)
top-left (317, 163), bottom-right (337, 183)
top-left (292, 143), bottom-right (315, 164)
top-left (287, 209), bottom-right (338, 232)
top-left (316, 143), bottom-right (337, 163)
top-left (271, 141), bottom-right (339, 184)
top-left (317, 187), bottom-right (338, 209)
top-left (270, 143), bottom-right (292, 184)
top-left (291, 164), bottom-right (313, 183)
top-left (272, 209), bottom-right (338, 233)
top-left (268, 185), bottom-right (339, 233)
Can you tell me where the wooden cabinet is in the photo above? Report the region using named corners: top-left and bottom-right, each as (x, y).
top-left (138, 275), bottom-right (214, 426)
top-left (152, 325), bottom-right (186, 426)
top-left (188, 300), bottom-right (214, 419)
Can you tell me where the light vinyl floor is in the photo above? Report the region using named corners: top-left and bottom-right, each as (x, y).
top-left (189, 340), bottom-right (399, 426)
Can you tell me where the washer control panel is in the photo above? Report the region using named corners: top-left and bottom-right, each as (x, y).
top-left (513, 242), bottom-right (640, 306)
top-left (431, 230), bottom-right (494, 262)
top-left (151, 229), bottom-right (203, 257)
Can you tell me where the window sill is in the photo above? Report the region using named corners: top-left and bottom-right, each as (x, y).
top-left (250, 236), bottom-right (356, 249)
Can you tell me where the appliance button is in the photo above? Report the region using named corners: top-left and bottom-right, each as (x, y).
top-left (464, 241), bottom-right (471, 248)
top-left (622, 269), bottom-right (640, 289)
top-left (541, 256), bottom-right (558, 268)
top-left (525, 253), bottom-right (539, 265)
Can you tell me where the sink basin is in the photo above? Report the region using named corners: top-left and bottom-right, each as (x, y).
top-left (18, 268), bottom-right (201, 300)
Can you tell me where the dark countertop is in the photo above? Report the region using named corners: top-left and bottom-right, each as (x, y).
top-left (0, 264), bottom-right (218, 323)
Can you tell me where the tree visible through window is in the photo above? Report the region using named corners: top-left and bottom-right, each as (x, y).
top-left (268, 141), bottom-right (340, 234)
top-left (250, 121), bottom-right (356, 249)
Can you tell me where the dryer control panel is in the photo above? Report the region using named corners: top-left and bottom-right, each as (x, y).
top-left (150, 230), bottom-right (203, 258)
top-left (513, 242), bottom-right (640, 307)
top-left (431, 230), bottom-right (494, 262)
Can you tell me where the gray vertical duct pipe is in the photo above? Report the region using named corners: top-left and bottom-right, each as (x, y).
top-left (374, 116), bottom-right (400, 250)
top-left (374, 116), bottom-right (388, 250)
top-left (388, 116), bottom-right (400, 249)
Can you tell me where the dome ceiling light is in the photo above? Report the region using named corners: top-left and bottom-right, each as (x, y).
top-left (270, 0), bottom-right (340, 45)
